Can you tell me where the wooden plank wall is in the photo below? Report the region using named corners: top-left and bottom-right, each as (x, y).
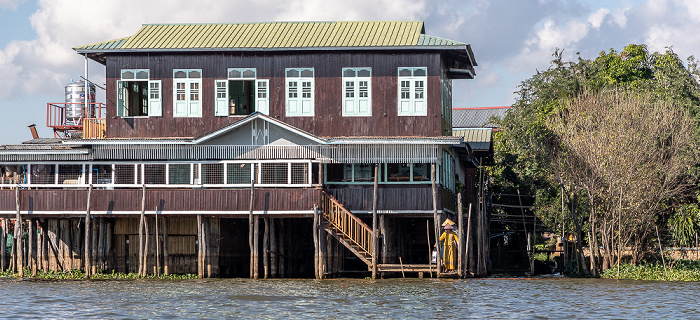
top-left (104, 51), bottom-right (444, 139)
top-left (326, 185), bottom-right (454, 213)
top-left (0, 188), bottom-right (320, 214)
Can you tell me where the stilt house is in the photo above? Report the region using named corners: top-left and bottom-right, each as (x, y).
top-left (0, 21), bottom-right (482, 278)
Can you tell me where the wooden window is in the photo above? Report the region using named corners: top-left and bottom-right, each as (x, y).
top-left (397, 67), bottom-right (427, 116)
top-left (342, 68), bottom-right (371, 116)
top-left (285, 68), bottom-right (314, 116)
top-left (215, 68), bottom-right (269, 116)
top-left (117, 69), bottom-right (161, 117)
top-left (173, 69), bottom-right (202, 117)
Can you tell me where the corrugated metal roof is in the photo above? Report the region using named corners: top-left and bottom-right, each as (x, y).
top-left (75, 21), bottom-right (469, 52)
top-left (452, 128), bottom-right (492, 151)
top-left (452, 107), bottom-right (509, 128)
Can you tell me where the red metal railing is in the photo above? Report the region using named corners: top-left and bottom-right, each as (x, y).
top-left (46, 102), bottom-right (105, 138)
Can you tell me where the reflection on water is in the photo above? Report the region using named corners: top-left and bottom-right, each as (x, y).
top-left (0, 277), bottom-right (697, 318)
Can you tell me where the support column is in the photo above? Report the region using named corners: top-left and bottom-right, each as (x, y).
top-left (465, 203), bottom-right (473, 277)
top-left (85, 184), bottom-right (93, 278)
top-left (263, 217), bottom-right (270, 279)
top-left (28, 219), bottom-right (36, 276)
top-left (248, 179), bottom-right (255, 278)
top-left (431, 163), bottom-right (440, 277)
top-left (1, 218), bottom-right (6, 272)
top-left (270, 218), bottom-right (278, 278)
top-left (197, 214), bottom-right (203, 279)
top-left (15, 187), bottom-right (23, 277)
top-left (253, 216), bottom-right (259, 280)
top-left (457, 192), bottom-right (464, 278)
top-left (138, 185), bottom-right (145, 277)
top-left (163, 217), bottom-right (169, 275)
top-left (313, 207), bottom-right (319, 279)
top-left (371, 164), bottom-right (379, 279)
top-left (155, 212), bottom-right (160, 276)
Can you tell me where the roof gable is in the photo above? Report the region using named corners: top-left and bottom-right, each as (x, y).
top-left (193, 113), bottom-right (326, 146)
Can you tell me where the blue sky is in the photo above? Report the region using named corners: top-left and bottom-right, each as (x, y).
top-left (0, 0), bottom-right (696, 144)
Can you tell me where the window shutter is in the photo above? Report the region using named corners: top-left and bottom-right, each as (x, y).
top-left (287, 80), bottom-right (299, 115)
top-left (256, 79), bottom-right (269, 115)
top-left (343, 79), bottom-right (356, 115)
top-left (357, 78), bottom-right (370, 115)
top-left (413, 79), bottom-right (426, 115)
top-left (300, 80), bottom-right (313, 115)
top-left (215, 80), bottom-right (228, 116)
top-left (174, 81), bottom-right (187, 117)
top-left (117, 80), bottom-right (125, 117)
top-left (147, 80), bottom-right (162, 116)
top-left (188, 82), bottom-right (201, 117)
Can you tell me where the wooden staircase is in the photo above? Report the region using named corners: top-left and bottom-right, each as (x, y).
top-left (320, 191), bottom-right (373, 268)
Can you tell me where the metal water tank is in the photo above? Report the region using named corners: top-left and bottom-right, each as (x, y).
top-left (65, 80), bottom-right (95, 124)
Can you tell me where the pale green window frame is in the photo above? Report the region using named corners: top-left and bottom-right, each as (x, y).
top-left (117, 69), bottom-right (161, 117)
top-left (398, 67), bottom-right (427, 116)
top-left (286, 68), bottom-right (314, 116)
top-left (342, 68), bottom-right (372, 116)
top-left (173, 69), bottom-right (202, 117)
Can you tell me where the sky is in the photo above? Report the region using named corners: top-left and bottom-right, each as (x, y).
top-left (0, 0), bottom-right (699, 144)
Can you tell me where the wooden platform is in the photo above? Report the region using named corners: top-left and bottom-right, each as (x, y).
top-left (378, 264), bottom-right (435, 273)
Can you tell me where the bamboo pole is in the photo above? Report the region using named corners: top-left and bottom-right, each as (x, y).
top-left (139, 184), bottom-right (145, 277)
top-left (263, 217), bottom-right (269, 279)
top-left (163, 217), bottom-right (169, 275)
top-left (457, 192), bottom-right (464, 278)
top-left (431, 163), bottom-right (440, 277)
top-left (371, 164), bottom-right (379, 279)
top-left (84, 184), bottom-right (93, 278)
top-left (248, 179), bottom-right (255, 278)
top-left (15, 186), bottom-right (23, 277)
top-left (399, 257), bottom-right (405, 278)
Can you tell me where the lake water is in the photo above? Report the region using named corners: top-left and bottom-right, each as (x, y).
top-left (0, 277), bottom-right (697, 319)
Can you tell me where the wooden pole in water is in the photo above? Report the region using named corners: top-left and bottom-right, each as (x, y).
top-left (248, 179), bottom-right (255, 279)
top-left (457, 192), bottom-right (464, 278)
top-left (197, 214), bottom-right (203, 279)
top-left (163, 217), bottom-right (169, 276)
top-left (1, 218), bottom-right (6, 272)
top-left (143, 215), bottom-right (149, 277)
top-left (97, 218), bottom-right (104, 272)
top-left (465, 203), bottom-right (473, 277)
top-left (371, 164), bottom-right (379, 279)
top-left (139, 184), bottom-right (145, 277)
top-left (15, 186), bottom-right (23, 277)
top-left (270, 218), bottom-right (277, 278)
top-left (84, 184), bottom-right (93, 278)
top-left (313, 205), bottom-right (319, 279)
top-left (253, 215), bottom-right (259, 280)
top-left (319, 209), bottom-right (326, 279)
top-left (431, 163), bottom-right (440, 277)
top-left (155, 209), bottom-right (160, 277)
top-left (28, 218), bottom-right (35, 276)
top-left (263, 217), bottom-right (269, 279)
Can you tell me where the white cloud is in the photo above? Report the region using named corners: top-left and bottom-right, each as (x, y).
top-left (588, 8), bottom-right (610, 29)
top-left (0, 0), bottom-right (21, 10)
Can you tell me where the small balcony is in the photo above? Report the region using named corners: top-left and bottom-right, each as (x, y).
top-left (46, 102), bottom-right (106, 139)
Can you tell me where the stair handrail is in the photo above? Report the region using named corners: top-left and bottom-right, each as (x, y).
top-left (320, 191), bottom-right (373, 256)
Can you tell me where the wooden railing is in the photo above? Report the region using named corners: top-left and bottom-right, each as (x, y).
top-left (320, 191), bottom-right (373, 257)
top-left (83, 118), bottom-right (106, 139)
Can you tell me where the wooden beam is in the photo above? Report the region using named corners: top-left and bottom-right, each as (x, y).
top-left (248, 179), bottom-right (255, 279)
top-left (313, 205), bottom-right (319, 279)
top-left (15, 187), bottom-right (23, 277)
top-left (263, 217), bottom-right (269, 279)
top-left (84, 184), bottom-right (93, 278)
top-left (163, 217), bottom-right (169, 275)
top-left (457, 192), bottom-right (463, 278)
top-left (197, 214), bottom-right (203, 279)
top-left (465, 203), bottom-right (472, 277)
top-left (28, 218), bottom-right (35, 276)
top-left (431, 163), bottom-right (440, 277)
top-left (253, 216), bottom-right (259, 280)
top-left (138, 185), bottom-right (145, 277)
top-left (155, 211), bottom-right (160, 277)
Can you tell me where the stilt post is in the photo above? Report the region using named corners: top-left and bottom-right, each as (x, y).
top-left (138, 184), bottom-right (145, 277)
top-left (28, 218), bottom-right (35, 276)
top-left (163, 217), bottom-right (169, 275)
top-left (431, 163), bottom-right (440, 277)
top-left (313, 205), bottom-right (319, 279)
top-left (197, 214), bottom-right (203, 279)
top-left (155, 209), bottom-right (160, 277)
top-left (457, 192), bottom-right (464, 278)
top-left (253, 216), bottom-right (259, 279)
top-left (465, 203), bottom-right (473, 277)
top-left (84, 184), bottom-right (93, 278)
top-left (248, 179), bottom-right (255, 278)
top-left (1, 218), bottom-right (6, 272)
top-left (15, 186), bottom-right (23, 277)
top-left (263, 217), bottom-right (270, 279)
top-left (371, 164), bottom-right (379, 279)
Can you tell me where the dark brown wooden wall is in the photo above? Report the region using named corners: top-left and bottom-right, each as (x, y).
top-left (0, 188), bottom-right (320, 214)
top-left (105, 51), bottom-right (446, 139)
top-left (326, 185), bottom-right (454, 213)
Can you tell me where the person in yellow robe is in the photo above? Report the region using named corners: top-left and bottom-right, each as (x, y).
top-left (439, 224), bottom-right (459, 270)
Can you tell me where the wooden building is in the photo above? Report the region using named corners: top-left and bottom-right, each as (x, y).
top-left (0, 21), bottom-right (488, 278)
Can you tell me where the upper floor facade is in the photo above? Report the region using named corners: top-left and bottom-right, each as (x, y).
top-left (75, 21), bottom-right (476, 139)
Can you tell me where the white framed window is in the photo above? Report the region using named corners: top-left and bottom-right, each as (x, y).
top-left (286, 68), bottom-right (314, 116)
top-left (173, 69), bottom-right (202, 117)
top-left (215, 68), bottom-right (269, 116)
top-left (342, 68), bottom-right (371, 116)
top-left (117, 69), bottom-right (161, 117)
top-left (398, 67), bottom-right (427, 116)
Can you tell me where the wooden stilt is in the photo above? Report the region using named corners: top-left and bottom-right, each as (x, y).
top-left (138, 185), bottom-right (145, 277)
top-left (85, 184), bottom-right (93, 278)
top-left (204, 217), bottom-right (210, 278)
top-left (431, 163), bottom-right (440, 277)
top-left (197, 214), bottom-right (203, 279)
top-left (91, 218), bottom-right (98, 275)
top-left (253, 216), bottom-right (259, 280)
top-left (263, 217), bottom-right (269, 279)
top-left (28, 219), bottom-right (35, 276)
top-left (319, 211), bottom-right (326, 279)
top-left (155, 211), bottom-right (160, 276)
top-left (1, 218), bottom-right (6, 272)
top-left (270, 218), bottom-right (277, 278)
top-left (248, 179), bottom-right (255, 278)
top-left (163, 217), bottom-right (169, 275)
top-left (371, 164), bottom-right (379, 279)
top-left (457, 192), bottom-right (464, 278)
top-left (313, 205), bottom-right (319, 279)
top-left (143, 215), bottom-right (149, 277)
top-left (279, 219), bottom-right (286, 278)
top-left (15, 187), bottom-right (23, 277)
top-left (465, 203), bottom-right (473, 277)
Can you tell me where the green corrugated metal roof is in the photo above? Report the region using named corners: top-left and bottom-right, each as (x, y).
top-left (75, 21), bottom-right (469, 52)
top-left (452, 128), bottom-right (492, 151)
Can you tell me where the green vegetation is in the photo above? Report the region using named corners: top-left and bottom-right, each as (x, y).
top-left (492, 44), bottom-right (700, 276)
top-left (600, 260), bottom-right (700, 281)
top-left (0, 269), bottom-right (197, 280)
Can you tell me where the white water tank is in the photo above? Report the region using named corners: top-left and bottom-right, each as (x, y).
top-left (65, 80), bottom-right (95, 124)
